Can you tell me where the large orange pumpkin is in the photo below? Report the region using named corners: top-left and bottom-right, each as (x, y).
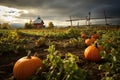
top-left (84, 44), bottom-right (104, 61)
top-left (13, 52), bottom-right (43, 80)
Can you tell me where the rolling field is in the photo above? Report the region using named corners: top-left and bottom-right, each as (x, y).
top-left (0, 26), bottom-right (120, 80)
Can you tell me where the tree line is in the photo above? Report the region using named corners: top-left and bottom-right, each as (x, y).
top-left (0, 21), bottom-right (55, 29)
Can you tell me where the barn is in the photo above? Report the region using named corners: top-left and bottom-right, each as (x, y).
top-left (33, 16), bottom-right (45, 28)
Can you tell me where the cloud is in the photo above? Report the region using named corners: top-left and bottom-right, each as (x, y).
top-left (0, 5), bottom-right (28, 23)
top-left (1, 0), bottom-right (119, 17)
top-left (0, 0), bottom-right (120, 26)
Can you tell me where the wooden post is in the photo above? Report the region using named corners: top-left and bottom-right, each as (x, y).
top-left (104, 10), bottom-right (108, 30)
top-left (86, 16), bottom-right (88, 26)
top-left (88, 12), bottom-right (91, 27)
top-left (104, 10), bottom-right (108, 25)
top-left (70, 16), bottom-right (73, 27)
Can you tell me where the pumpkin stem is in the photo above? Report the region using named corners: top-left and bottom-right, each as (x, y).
top-left (94, 41), bottom-right (98, 48)
top-left (27, 50), bottom-right (31, 59)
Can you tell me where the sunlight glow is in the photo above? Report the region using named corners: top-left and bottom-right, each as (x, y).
top-left (0, 5), bottom-right (28, 23)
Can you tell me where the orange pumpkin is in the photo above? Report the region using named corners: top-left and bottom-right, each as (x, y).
top-left (91, 34), bottom-right (99, 39)
top-left (81, 33), bottom-right (87, 38)
top-left (106, 50), bottom-right (111, 54)
top-left (85, 38), bottom-right (95, 46)
top-left (91, 37), bottom-right (96, 42)
top-left (84, 44), bottom-right (104, 61)
top-left (13, 52), bottom-right (43, 80)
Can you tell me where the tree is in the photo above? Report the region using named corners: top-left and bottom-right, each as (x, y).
top-left (0, 24), bottom-right (1, 29)
top-left (24, 20), bottom-right (33, 29)
top-left (24, 23), bottom-right (29, 29)
top-left (0, 23), bottom-right (12, 29)
top-left (48, 22), bottom-right (54, 28)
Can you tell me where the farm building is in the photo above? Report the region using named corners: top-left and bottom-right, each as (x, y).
top-left (33, 16), bottom-right (45, 28)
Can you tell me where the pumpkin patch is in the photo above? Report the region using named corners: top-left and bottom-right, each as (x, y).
top-left (0, 27), bottom-right (120, 80)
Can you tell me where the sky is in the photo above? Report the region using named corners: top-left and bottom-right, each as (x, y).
top-left (0, 0), bottom-right (120, 27)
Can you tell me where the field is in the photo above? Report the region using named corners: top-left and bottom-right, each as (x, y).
top-left (0, 26), bottom-right (120, 80)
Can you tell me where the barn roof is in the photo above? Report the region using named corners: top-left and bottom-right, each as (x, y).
top-left (33, 16), bottom-right (43, 24)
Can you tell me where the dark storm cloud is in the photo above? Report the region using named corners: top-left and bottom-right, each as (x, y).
top-left (0, 0), bottom-right (120, 20)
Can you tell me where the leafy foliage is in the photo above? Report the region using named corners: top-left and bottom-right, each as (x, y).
top-left (98, 30), bottom-right (120, 80)
top-left (31, 45), bottom-right (87, 80)
top-left (65, 28), bottom-right (80, 38)
top-left (0, 30), bottom-right (27, 55)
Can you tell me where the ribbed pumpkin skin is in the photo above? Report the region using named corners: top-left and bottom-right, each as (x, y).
top-left (84, 45), bottom-right (103, 61)
top-left (13, 56), bottom-right (43, 80)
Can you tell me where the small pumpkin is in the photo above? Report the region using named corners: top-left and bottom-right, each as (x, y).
top-left (85, 38), bottom-right (95, 46)
top-left (91, 34), bottom-right (99, 39)
top-left (81, 33), bottom-right (87, 38)
top-left (13, 51), bottom-right (43, 80)
top-left (106, 50), bottom-right (111, 54)
top-left (84, 43), bottom-right (104, 61)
